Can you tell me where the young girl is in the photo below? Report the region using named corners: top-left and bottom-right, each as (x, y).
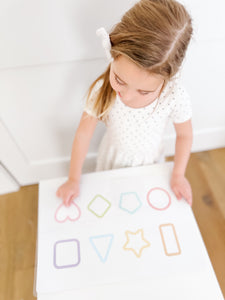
top-left (57, 0), bottom-right (193, 206)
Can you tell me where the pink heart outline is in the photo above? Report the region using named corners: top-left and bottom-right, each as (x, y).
top-left (54, 201), bottom-right (81, 223)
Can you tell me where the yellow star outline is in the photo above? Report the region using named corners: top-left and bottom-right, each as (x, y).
top-left (123, 229), bottom-right (151, 258)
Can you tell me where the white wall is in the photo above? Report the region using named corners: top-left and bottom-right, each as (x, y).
top-left (165, 0), bottom-right (225, 153)
top-left (0, 0), bottom-right (225, 192)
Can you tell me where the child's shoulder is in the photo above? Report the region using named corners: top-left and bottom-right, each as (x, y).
top-left (162, 73), bottom-right (192, 123)
top-left (84, 79), bottom-right (104, 117)
top-left (162, 72), bottom-right (188, 100)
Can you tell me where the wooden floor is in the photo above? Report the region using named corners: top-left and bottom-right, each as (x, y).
top-left (0, 148), bottom-right (225, 300)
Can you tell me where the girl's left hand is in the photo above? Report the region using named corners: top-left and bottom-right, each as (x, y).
top-left (170, 174), bottom-right (192, 206)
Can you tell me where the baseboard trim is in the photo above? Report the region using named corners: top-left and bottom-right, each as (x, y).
top-left (164, 127), bottom-right (225, 156)
top-left (1, 126), bottom-right (225, 189)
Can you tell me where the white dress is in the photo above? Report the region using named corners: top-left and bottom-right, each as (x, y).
top-left (84, 77), bottom-right (192, 171)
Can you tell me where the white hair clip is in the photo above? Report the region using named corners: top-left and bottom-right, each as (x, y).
top-left (96, 27), bottom-right (113, 62)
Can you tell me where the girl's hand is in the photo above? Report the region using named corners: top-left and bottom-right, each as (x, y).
top-left (170, 174), bottom-right (192, 206)
top-left (56, 179), bottom-right (80, 207)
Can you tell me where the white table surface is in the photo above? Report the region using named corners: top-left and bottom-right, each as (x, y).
top-left (35, 162), bottom-right (224, 300)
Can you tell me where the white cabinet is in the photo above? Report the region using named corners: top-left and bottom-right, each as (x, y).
top-left (0, 0), bottom-right (137, 189)
top-left (0, 0), bottom-right (225, 193)
top-left (0, 164), bottom-right (19, 195)
top-left (0, 61), bottom-right (106, 186)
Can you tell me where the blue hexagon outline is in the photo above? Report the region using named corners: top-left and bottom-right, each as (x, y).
top-left (119, 192), bottom-right (142, 214)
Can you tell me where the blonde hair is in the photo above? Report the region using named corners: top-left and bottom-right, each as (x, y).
top-left (87, 0), bottom-right (193, 120)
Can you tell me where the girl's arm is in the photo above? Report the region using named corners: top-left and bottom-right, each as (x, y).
top-left (56, 112), bottom-right (98, 205)
top-left (171, 119), bottom-right (193, 205)
top-left (68, 112), bottom-right (98, 181)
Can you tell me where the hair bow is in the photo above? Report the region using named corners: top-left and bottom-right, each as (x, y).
top-left (96, 27), bottom-right (113, 62)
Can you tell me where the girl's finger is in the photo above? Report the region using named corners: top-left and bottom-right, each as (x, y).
top-left (64, 194), bottom-right (71, 207)
top-left (186, 193), bottom-right (192, 206)
top-left (188, 196), bottom-right (192, 206)
top-left (177, 193), bottom-right (182, 200)
top-left (65, 193), bottom-right (75, 207)
top-left (182, 187), bottom-right (192, 206)
top-left (68, 194), bottom-right (76, 206)
top-left (176, 188), bottom-right (183, 200)
top-left (173, 187), bottom-right (181, 200)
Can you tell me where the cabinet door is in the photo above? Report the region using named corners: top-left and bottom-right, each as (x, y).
top-left (0, 61), bottom-right (106, 186)
top-left (1, 0), bottom-right (225, 189)
top-left (0, 0), bottom-right (136, 187)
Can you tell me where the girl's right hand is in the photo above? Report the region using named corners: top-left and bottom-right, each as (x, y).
top-left (56, 179), bottom-right (80, 207)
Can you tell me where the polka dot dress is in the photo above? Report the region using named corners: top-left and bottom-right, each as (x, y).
top-left (84, 77), bottom-right (192, 171)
